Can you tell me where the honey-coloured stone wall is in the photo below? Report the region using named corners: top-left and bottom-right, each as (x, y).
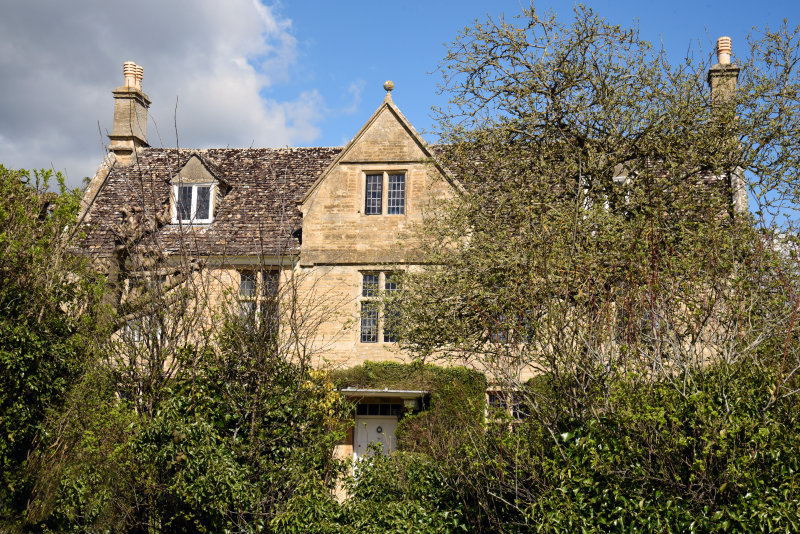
top-left (297, 98), bottom-right (455, 367)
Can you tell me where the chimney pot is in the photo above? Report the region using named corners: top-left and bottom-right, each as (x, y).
top-left (123, 61), bottom-right (138, 88)
top-left (717, 36), bottom-right (732, 65)
top-left (135, 64), bottom-right (144, 90)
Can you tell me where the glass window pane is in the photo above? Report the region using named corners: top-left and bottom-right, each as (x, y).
top-left (387, 174), bottom-right (405, 214)
top-left (362, 273), bottom-right (379, 297)
top-left (240, 271), bottom-right (256, 297)
top-left (384, 303), bottom-right (398, 343)
top-left (239, 300), bottom-right (256, 320)
top-left (490, 313), bottom-right (508, 343)
top-left (177, 186), bottom-right (192, 221)
top-left (384, 273), bottom-right (399, 343)
top-left (124, 320), bottom-right (142, 343)
top-left (384, 273), bottom-right (399, 293)
top-left (488, 391), bottom-right (507, 410)
top-left (260, 270), bottom-right (279, 333)
top-left (195, 186), bottom-right (211, 220)
top-left (261, 270), bottom-right (279, 297)
top-left (361, 302), bottom-right (378, 343)
top-left (365, 174), bottom-right (382, 215)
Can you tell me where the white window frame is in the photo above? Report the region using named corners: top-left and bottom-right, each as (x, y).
top-left (122, 315), bottom-right (163, 344)
top-left (172, 183), bottom-right (215, 224)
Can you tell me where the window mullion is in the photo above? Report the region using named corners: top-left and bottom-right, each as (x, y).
top-left (378, 271), bottom-right (384, 342)
top-left (190, 185), bottom-right (197, 220)
top-left (382, 172), bottom-right (388, 214)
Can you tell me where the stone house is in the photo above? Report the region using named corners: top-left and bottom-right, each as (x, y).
top-left (80, 64), bottom-right (456, 462)
top-left (79, 40), bottom-right (744, 462)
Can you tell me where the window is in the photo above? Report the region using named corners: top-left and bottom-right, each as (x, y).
top-left (487, 390), bottom-right (528, 420)
top-left (239, 271), bottom-right (257, 297)
top-left (365, 174), bottom-right (383, 215)
top-left (238, 270), bottom-right (279, 329)
top-left (387, 174), bottom-right (405, 214)
top-left (489, 314), bottom-right (509, 344)
top-left (260, 270), bottom-right (280, 332)
top-left (356, 403), bottom-right (403, 416)
top-left (173, 184), bottom-right (214, 224)
top-left (383, 273), bottom-right (400, 342)
top-left (122, 315), bottom-right (163, 344)
top-left (123, 320), bottom-right (142, 343)
top-left (362, 272), bottom-right (379, 297)
top-left (239, 271), bottom-right (257, 319)
top-left (360, 271), bottom-right (401, 343)
top-left (360, 302), bottom-right (379, 343)
top-left (364, 172), bottom-right (405, 215)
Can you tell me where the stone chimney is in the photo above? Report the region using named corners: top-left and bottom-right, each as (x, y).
top-left (707, 37), bottom-right (748, 215)
top-left (108, 61), bottom-right (150, 158)
top-left (707, 36), bottom-right (740, 105)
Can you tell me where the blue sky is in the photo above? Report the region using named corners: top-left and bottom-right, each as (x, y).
top-left (273, 0), bottom-right (800, 145)
top-left (0, 0), bottom-right (798, 186)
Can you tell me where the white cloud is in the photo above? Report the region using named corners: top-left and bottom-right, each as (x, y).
top-left (0, 0), bottom-right (323, 186)
top-left (343, 81), bottom-right (366, 114)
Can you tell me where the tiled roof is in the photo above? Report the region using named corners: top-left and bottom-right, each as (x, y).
top-left (80, 147), bottom-right (341, 258)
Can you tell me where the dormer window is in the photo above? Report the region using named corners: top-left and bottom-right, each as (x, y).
top-left (173, 183), bottom-right (214, 224)
top-left (169, 154), bottom-right (223, 225)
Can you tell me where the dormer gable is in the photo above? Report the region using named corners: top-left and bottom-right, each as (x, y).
top-left (170, 154), bottom-right (225, 225)
top-left (171, 153), bottom-right (224, 185)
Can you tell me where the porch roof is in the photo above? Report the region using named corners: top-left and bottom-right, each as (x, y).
top-left (340, 388), bottom-right (427, 399)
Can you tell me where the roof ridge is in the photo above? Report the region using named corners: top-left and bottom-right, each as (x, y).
top-left (139, 146), bottom-right (344, 152)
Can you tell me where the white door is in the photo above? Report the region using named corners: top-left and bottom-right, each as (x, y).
top-left (353, 416), bottom-right (398, 462)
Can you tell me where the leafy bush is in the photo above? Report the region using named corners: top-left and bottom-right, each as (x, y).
top-left (344, 452), bottom-right (468, 533)
top-left (0, 166), bottom-right (95, 524)
top-left (272, 452), bottom-right (469, 533)
top-left (445, 364), bottom-right (800, 533)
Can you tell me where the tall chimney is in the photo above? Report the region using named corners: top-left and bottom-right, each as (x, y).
top-left (707, 37), bottom-right (748, 216)
top-left (707, 36), bottom-right (740, 105)
top-left (109, 61), bottom-right (150, 159)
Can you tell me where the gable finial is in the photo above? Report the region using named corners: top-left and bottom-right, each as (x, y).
top-left (383, 80), bottom-right (394, 102)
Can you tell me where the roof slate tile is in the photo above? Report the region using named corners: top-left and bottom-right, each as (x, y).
top-left (80, 147), bottom-right (341, 258)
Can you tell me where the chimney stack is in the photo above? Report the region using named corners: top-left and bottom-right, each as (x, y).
top-left (707, 37), bottom-right (748, 215)
top-left (109, 61), bottom-right (150, 159)
top-left (707, 36), bottom-right (739, 105)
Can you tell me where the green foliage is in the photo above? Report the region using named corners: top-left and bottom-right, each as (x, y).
top-left (514, 366), bottom-right (800, 533)
top-left (25, 369), bottom-right (139, 532)
top-left (391, 5), bottom-right (800, 533)
top-left (267, 363), bottom-right (479, 532)
top-left (330, 361), bottom-right (485, 402)
top-left (26, 326), bottom-right (351, 532)
top-left (7, 4), bottom-right (800, 532)
top-left (343, 452), bottom-right (468, 533)
top-left (129, 386), bottom-right (258, 533)
top-left (268, 478), bottom-right (345, 533)
top-left (271, 452), bottom-right (469, 533)
top-left (0, 166), bottom-right (95, 523)
top-left (331, 361), bottom-right (486, 453)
